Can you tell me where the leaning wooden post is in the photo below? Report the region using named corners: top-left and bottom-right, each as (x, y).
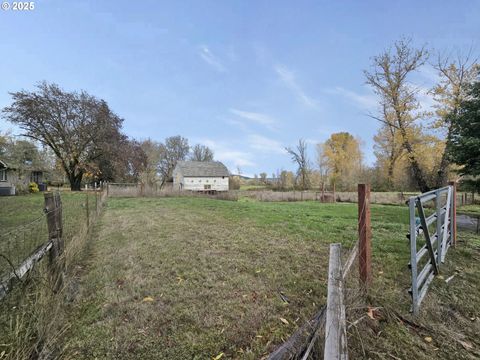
top-left (333, 183), bottom-right (336, 203)
top-left (324, 243), bottom-right (348, 360)
top-left (448, 181), bottom-right (457, 247)
top-left (358, 184), bottom-right (372, 288)
top-left (44, 192), bottom-right (64, 291)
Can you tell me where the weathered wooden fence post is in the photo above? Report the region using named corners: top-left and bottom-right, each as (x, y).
top-left (324, 243), bottom-right (348, 360)
top-left (44, 192), bottom-right (64, 291)
top-left (448, 181), bottom-right (457, 247)
top-left (358, 184), bottom-right (372, 288)
top-left (333, 183), bottom-right (336, 203)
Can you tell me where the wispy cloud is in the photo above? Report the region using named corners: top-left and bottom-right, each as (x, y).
top-left (417, 85), bottom-right (436, 111)
top-left (247, 134), bottom-right (286, 154)
top-left (274, 64), bottom-right (318, 109)
top-left (225, 118), bottom-right (249, 132)
top-left (229, 108), bottom-right (277, 130)
top-left (325, 86), bottom-right (377, 110)
top-left (418, 64), bottom-right (441, 85)
top-left (198, 45), bottom-right (226, 72)
top-left (201, 139), bottom-right (256, 169)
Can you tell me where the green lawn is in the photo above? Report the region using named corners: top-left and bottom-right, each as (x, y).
top-left (239, 184), bottom-right (269, 190)
top-left (458, 203), bottom-right (480, 216)
top-left (0, 191), bottom-right (99, 274)
top-left (2, 195), bottom-right (478, 359)
top-left (60, 197), bottom-right (480, 359)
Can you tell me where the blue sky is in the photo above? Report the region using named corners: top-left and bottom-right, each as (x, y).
top-left (1, 1), bottom-right (479, 176)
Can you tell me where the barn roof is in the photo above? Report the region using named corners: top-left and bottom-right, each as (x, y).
top-left (175, 161), bottom-right (229, 177)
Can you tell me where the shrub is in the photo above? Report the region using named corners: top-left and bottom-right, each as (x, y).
top-left (29, 182), bottom-right (39, 193)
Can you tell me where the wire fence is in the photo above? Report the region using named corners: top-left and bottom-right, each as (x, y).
top-left (267, 185), bottom-right (368, 359)
top-left (266, 182), bottom-right (463, 359)
top-left (0, 188), bottom-right (107, 358)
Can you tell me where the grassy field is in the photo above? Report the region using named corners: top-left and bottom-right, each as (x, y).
top-left (239, 184), bottom-right (269, 191)
top-left (61, 197), bottom-right (480, 359)
top-left (0, 191), bottom-right (98, 274)
top-left (0, 191), bottom-right (105, 359)
top-left (458, 203), bottom-right (480, 216)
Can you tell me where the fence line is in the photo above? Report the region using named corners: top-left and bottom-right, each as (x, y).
top-left (0, 188), bottom-right (107, 302)
top-left (107, 182), bottom-right (431, 205)
top-left (268, 185), bottom-right (371, 359)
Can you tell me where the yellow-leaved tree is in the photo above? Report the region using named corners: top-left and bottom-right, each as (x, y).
top-left (318, 132), bottom-right (363, 191)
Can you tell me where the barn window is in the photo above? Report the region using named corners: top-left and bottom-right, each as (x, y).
top-left (204, 184), bottom-right (211, 190)
top-left (214, 180), bottom-right (216, 182)
top-left (0, 169), bottom-right (6, 182)
top-left (206, 179), bottom-right (209, 183)
top-left (30, 171), bottom-right (42, 184)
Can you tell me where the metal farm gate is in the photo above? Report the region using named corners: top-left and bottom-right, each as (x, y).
top-left (408, 185), bottom-right (455, 315)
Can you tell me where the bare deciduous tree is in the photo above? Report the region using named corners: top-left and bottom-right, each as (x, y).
top-left (158, 135), bottom-right (189, 186)
top-left (365, 38), bottom-right (431, 192)
top-left (190, 144), bottom-right (214, 162)
top-left (373, 103), bottom-right (405, 188)
top-left (286, 139), bottom-right (310, 190)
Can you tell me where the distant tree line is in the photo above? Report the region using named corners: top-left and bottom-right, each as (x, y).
top-left (258, 38), bottom-right (479, 193)
top-left (3, 39), bottom-right (478, 194)
top-left (1, 82), bottom-right (215, 190)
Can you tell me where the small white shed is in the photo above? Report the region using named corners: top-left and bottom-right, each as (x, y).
top-left (173, 161), bottom-right (230, 192)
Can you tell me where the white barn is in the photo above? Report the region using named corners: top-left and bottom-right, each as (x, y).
top-left (173, 161), bottom-right (230, 192)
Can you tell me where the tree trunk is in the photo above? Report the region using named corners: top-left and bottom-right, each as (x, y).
top-left (68, 175), bottom-right (82, 191)
top-left (399, 128), bottom-right (430, 193)
top-left (435, 151), bottom-right (449, 188)
top-left (68, 171), bottom-right (83, 191)
top-left (387, 154), bottom-right (395, 188)
top-left (435, 124), bottom-right (454, 188)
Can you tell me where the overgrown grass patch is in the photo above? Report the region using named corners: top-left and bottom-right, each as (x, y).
top-left (61, 197), bottom-right (479, 359)
top-left (0, 191), bottom-right (103, 359)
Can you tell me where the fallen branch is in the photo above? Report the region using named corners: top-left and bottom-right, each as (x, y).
top-left (268, 306), bottom-right (326, 360)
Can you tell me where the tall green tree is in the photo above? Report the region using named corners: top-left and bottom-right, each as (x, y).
top-left (432, 53), bottom-right (479, 187)
top-left (448, 81), bottom-right (480, 184)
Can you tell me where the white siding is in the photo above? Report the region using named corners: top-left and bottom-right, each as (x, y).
top-left (179, 176), bottom-right (229, 191)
